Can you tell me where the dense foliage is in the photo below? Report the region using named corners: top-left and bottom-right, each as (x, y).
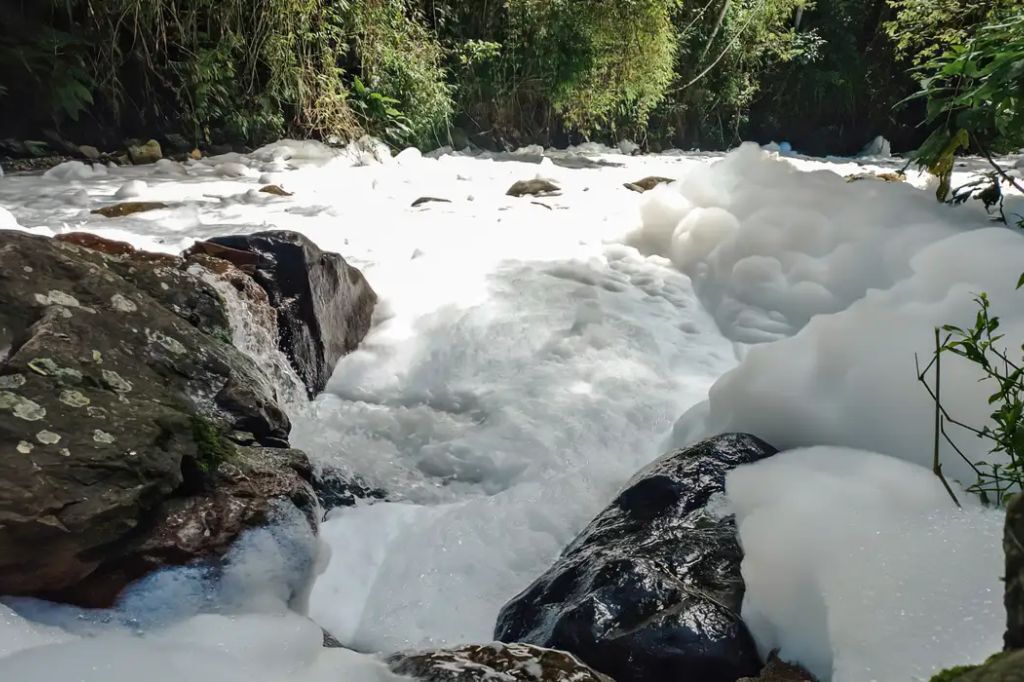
top-left (917, 5), bottom-right (1024, 506)
top-left (0, 0), bottom-right (1020, 153)
top-left (910, 9), bottom-right (1024, 204)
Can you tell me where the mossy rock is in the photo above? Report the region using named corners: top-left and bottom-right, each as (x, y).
top-left (0, 230), bottom-right (311, 606)
top-left (931, 651), bottom-right (1024, 681)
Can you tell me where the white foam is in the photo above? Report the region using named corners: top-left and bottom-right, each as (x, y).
top-left (728, 447), bottom-right (1003, 682)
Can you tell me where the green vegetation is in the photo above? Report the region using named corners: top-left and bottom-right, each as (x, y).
top-left (907, 9), bottom-right (1024, 205)
top-left (922, 289), bottom-right (1024, 506)
top-left (929, 663), bottom-right (979, 682)
top-left (190, 416), bottom-right (235, 475)
top-left (0, 0), bottom-right (1020, 153)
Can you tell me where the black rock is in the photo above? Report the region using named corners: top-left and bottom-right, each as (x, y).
top-left (206, 231), bottom-right (377, 398)
top-left (494, 433), bottom-right (778, 682)
top-left (312, 468), bottom-right (388, 518)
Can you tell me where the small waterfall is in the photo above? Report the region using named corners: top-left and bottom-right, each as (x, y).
top-left (194, 264), bottom-right (310, 420)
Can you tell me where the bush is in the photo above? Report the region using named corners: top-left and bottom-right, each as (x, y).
top-left (655, 0), bottom-right (806, 150)
top-left (427, 0), bottom-right (681, 145)
top-left (909, 11), bottom-right (1024, 205)
top-left (344, 0), bottom-right (453, 146)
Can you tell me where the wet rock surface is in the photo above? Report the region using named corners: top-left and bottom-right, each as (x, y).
top-left (388, 642), bottom-right (613, 682)
top-left (495, 433), bottom-right (778, 682)
top-left (0, 230), bottom-right (316, 605)
top-left (205, 231), bottom-right (377, 398)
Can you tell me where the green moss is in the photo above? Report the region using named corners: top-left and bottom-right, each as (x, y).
top-left (930, 664), bottom-right (980, 682)
top-left (190, 416), bottom-right (235, 474)
top-left (928, 652), bottom-right (1018, 682)
top-left (210, 326), bottom-right (233, 346)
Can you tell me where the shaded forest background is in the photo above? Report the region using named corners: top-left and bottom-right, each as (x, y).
top-left (0, 0), bottom-right (1019, 156)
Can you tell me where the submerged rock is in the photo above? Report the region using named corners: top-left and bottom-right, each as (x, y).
top-left (0, 230), bottom-right (315, 605)
top-left (507, 179), bottom-right (560, 197)
top-left (495, 433), bottom-right (778, 682)
top-left (623, 176), bottom-right (675, 193)
top-left (91, 201), bottom-right (168, 218)
top-left (411, 196), bottom-right (452, 207)
top-left (388, 642), bottom-right (613, 682)
top-left (739, 652), bottom-right (817, 681)
top-left (312, 468), bottom-right (387, 517)
top-left (205, 231), bottom-right (377, 397)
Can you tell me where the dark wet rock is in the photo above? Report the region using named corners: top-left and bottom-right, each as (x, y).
top-left (507, 179), bottom-right (560, 197)
top-left (162, 134), bottom-right (192, 154)
top-left (127, 139), bottom-right (162, 165)
top-left (205, 231), bottom-right (377, 398)
top-left (495, 433), bottom-right (778, 682)
top-left (623, 176), bottom-right (675, 193)
top-left (1005, 494), bottom-right (1024, 650)
top-left (739, 652), bottom-right (817, 681)
top-left (312, 468), bottom-right (387, 517)
top-left (0, 139), bottom-right (52, 158)
top-left (412, 197), bottom-right (452, 207)
top-left (388, 642), bottom-right (613, 682)
top-left (92, 201), bottom-right (168, 218)
top-left (322, 629), bottom-right (344, 648)
top-left (0, 230), bottom-right (314, 605)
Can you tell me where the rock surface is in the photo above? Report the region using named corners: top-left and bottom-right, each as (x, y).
top-left (623, 176), bottom-right (674, 193)
top-left (0, 230), bottom-right (316, 605)
top-left (507, 179), bottom-right (560, 197)
top-left (388, 642), bottom-right (613, 682)
top-left (495, 433), bottom-right (778, 682)
top-left (1006, 493), bottom-right (1024, 650)
top-left (92, 201), bottom-right (168, 218)
top-left (127, 139), bottom-right (163, 165)
top-left (205, 231), bottom-right (377, 397)
top-left (738, 653), bottom-right (817, 681)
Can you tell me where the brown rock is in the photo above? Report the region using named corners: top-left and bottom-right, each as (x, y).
top-left (259, 185), bottom-right (293, 197)
top-left (624, 176), bottom-right (675, 193)
top-left (55, 232), bottom-right (136, 256)
top-left (127, 139), bottom-right (162, 165)
top-left (507, 179), bottom-right (560, 197)
top-left (91, 202), bottom-right (168, 218)
top-left (185, 240), bottom-right (266, 270)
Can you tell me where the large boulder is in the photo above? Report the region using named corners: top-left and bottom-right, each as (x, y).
top-left (495, 433), bottom-right (778, 682)
top-left (0, 230), bottom-right (316, 605)
top-left (202, 231), bottom-right (377, 397)
top-left (388, 642), bottom-right (613, 682)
